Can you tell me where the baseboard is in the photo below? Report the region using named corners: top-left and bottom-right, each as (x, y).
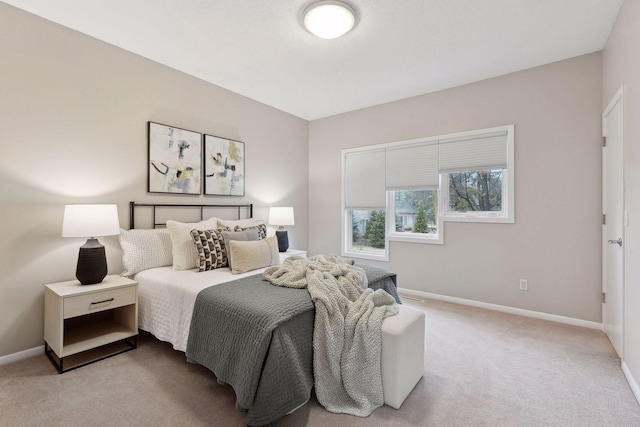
top-left (398, 288), bottom-right (603, 330)
top-left (622, 361), bottom-right (640, 405)
top-left (0, 292), bottom-right (603, 365)
top-left (0, 345), bottom-right (44, 366)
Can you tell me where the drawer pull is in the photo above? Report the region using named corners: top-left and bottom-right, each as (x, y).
top-left (91, 298), bottom-right (115, 305)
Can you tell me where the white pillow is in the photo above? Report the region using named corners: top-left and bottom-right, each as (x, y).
top-left (228, 236), bottom-right (279, 274)
top-left (119, 228), bottom-right (172, 277)
top-left (217, 218), bottom-right (260, 228)
top-left (167, 217), bottom-right (218, 270)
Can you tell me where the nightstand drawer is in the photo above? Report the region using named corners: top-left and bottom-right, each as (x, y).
top-left (63, 286), bottom-right (136, 319)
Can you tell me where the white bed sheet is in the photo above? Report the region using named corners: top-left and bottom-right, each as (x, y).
top-left (133, 266), bottom-right (267, 352)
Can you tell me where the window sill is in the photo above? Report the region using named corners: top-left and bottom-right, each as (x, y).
top-left (389, 233), bottom-right (443, 245)
top-left (342, 249), bottom-right (389, 262)
top-left (441, 214), bottom-right (514, 224)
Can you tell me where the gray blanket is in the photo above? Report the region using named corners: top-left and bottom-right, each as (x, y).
top-left (186, 263), bottom-right (401, 425)
top-left (186, 274), bottom-right (314, 426)
top-left (356, 263), bottom-right (402, 304)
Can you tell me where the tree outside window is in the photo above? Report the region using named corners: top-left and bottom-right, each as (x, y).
top-left (364, 210), bottom-right (386, 248)
top-left (349, 210), bottom-right (386, 255)
top-left (393, 189), bottom-right (438, 234)
top-left (448, 170), bottom-right (502, 213)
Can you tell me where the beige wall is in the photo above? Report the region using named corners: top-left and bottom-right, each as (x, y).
top-left (0, 4), bottom-right (309, 357)
top-left (603, 0), bottom-right (640, 398)
top-left (0, 2), bottom-right (613, 359)
top-left (309, 52), bottom-right (603, 322)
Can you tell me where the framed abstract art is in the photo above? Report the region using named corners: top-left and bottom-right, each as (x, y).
top-left (204, 134), bottom-right (245, 196)
top-left (148, 122), bottom-right (202, 195)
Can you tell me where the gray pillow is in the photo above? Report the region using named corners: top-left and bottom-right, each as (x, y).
top-left (220, 229), bottom-right (259, 268)
top-left (234, 223), bottom-right (267, 240)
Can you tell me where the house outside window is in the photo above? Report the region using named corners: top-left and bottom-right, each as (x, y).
top-left (395, 201), bottom-right (416, 231)
top-left (388, 189), bottom-right (441, 245)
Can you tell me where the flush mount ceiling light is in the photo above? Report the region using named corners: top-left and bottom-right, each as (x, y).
top-left (304, 1), bottom-right (356, 39)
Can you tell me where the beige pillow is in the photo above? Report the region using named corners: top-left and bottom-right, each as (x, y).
top-left (221, 229), bottom-right (259, 269)
top-left (167, 217), bottom-right (218, 270)
top-left (228, 236), bottom-right (279, 274)
top-left (217, 218), bottom-right (260, 229)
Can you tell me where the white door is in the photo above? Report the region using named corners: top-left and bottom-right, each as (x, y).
top-left (602, 86), bottom-right (624, 358)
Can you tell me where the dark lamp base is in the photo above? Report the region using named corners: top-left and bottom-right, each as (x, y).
top-left (76, 238), bottom-right (108, 285)
top-left (275, 230), bottom-right (289, 253)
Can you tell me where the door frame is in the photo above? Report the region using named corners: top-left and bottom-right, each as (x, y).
top-left (602, 85), bottom-right (625, 358)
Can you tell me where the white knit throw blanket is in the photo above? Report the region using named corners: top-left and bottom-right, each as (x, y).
top-left (263, 254), bottom-right (399, 416)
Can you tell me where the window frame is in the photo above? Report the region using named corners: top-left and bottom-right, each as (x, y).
top-left (440, 126), bottom-right (515, 223)
top-left (341, 124), bottom-right (515, 260)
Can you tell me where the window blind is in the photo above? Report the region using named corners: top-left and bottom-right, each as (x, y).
top-left (439, 131), bottom-right (508, 173)
top-left (344, 149), bottom-right (386, 209)
top-left (385, 142), bottom-right (439, 190)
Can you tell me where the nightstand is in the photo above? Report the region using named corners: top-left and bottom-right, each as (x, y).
top-left (44, 275), bottom-right (138, 373)
top-left (279, 249), bottom-right (307, 263)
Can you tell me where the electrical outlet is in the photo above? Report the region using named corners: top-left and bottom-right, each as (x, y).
top-left (519, 279), bottom-right (528, 291)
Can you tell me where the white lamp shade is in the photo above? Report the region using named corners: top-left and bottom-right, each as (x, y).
top-left (268, 207), bottom-right (295, 226)
top-left (304, 1), bottom-right (355, 39)
top-left (62, 204), bottom-right (121, 238)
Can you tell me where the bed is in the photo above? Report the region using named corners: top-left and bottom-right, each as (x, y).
top-left (123, 202), bottom-right (402, 426)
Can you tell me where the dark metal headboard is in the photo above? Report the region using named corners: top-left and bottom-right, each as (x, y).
top-left (129, 201), bottom-right (253, 229)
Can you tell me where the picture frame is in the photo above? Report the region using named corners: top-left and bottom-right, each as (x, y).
top-left (204, 134), bottom-right (245, 196)
top-left (148, 121), bottom-right (202, 195)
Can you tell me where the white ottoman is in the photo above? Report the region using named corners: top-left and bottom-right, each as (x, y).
top-left (381, 304), bottom-right (425, 409)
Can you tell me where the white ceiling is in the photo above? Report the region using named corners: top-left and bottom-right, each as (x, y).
top-left (3, 0), bottom-right (624, 120)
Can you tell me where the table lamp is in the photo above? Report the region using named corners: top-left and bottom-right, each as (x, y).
top-left (268, 207), bottom-right (294, 252)
top-left (62, 204), bottom-right (121, 285)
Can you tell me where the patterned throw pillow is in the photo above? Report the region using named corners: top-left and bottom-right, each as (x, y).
top-left (234, 223), bottom-right (267, 240)
top-left (190, 228), bottom-right (230, 272)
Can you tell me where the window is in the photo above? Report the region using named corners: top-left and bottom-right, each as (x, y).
top-left (447, 170), bottom-right (502, 212)
top-left (346, 209), bottom-right (387, 259)
top-left (342, 125), bottom-right (514, 260)
top-left (438, 127), bottom-right (514, 223)
top-left (388, 189), bottom-right (442, 244)
top-left (343, 149), bottom-right (388, 260)
top-left (442, 169), bottom-right (509, 221)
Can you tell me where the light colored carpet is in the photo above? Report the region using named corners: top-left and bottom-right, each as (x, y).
top-left (1, 296), bottom-right (639, 426)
